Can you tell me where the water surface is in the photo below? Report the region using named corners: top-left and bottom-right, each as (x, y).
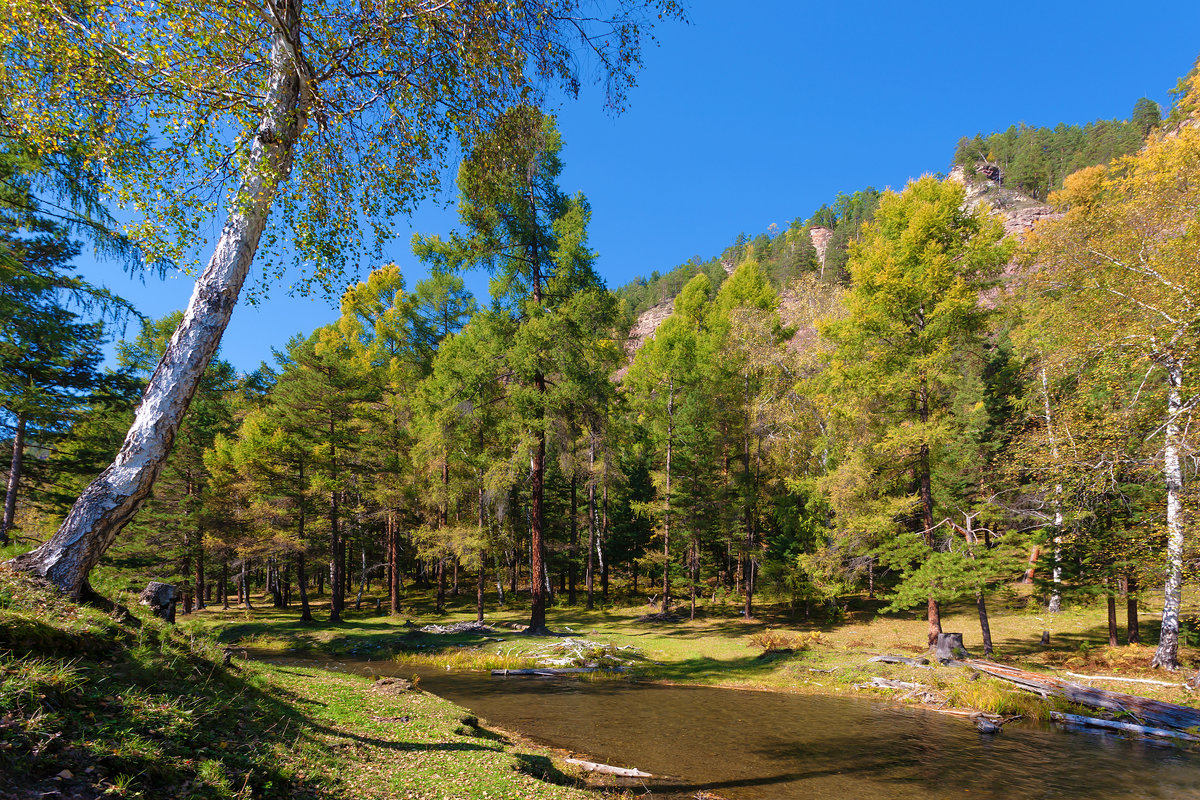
top-left (261, 654), bottom-right (1200, 799)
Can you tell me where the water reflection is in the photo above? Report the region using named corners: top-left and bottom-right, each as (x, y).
top-left (261, 655), bottom-right (1200, 799)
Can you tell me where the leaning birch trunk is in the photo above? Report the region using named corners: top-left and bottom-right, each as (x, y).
top-left (7, 14), bottom-right (308, 597)
top-left (1152, 357), bottom-right (1186, 670)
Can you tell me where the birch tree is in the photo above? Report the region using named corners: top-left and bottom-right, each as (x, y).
top-left (2, 0), bottom-right (680, 595)
top-left (1026, 85), bottom-right (1200, 668)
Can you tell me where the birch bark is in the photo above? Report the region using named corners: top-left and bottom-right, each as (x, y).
top-left (1152, 357), bottom-right (1186, 670)
top-left (9, 6), bottom-right (308, 596)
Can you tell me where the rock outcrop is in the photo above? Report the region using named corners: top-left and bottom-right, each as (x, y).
top-left (614, 298), bottom-right (675, 379)
top-left (624, 299), bottom-right (674, 358)
top-left (809, 226), bottom-right (833, 271)
top-left (947, 165), bottom-right (1059, 236)
top-left (138, 581), bottom-right (179, 622)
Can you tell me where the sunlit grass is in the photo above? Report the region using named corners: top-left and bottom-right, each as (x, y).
top-left (0, 567), bottom-right (605, 799)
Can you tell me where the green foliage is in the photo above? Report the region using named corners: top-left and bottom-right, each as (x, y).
top-left (0, 0), bottom-right (681, 297)
top-left (953, 98), bottom-right (1156, 200)
top-left (818, 176), bottom-right (1014, 615)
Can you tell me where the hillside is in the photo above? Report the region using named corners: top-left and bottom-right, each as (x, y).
top-left (619, 172), bottom-right (1054, 359)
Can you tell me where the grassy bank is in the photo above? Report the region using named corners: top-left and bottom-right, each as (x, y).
top-left (8, 567), bottom-right (1194, 799)
top-left (0, 567), bottom-right (605, 800)
top-left (199, 581), bottom-right (1200, 718)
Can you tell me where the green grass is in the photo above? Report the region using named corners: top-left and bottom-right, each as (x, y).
top-left (197, 579), bottom-right (1200, 714)
top-left (0, 567), bottom-right (612, 800)
top-left (7, 565), bottom-right (1195, 797)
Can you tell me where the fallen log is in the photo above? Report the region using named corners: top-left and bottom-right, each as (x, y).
top-left (868, 655), bottom-right (932, 668)
top-left (1050, 711), bottom-right (1200, 743)
top-left (1064, 671), bottom-right (1187, 689)
top-left (564, 758), bottom-right (655, 778)
top-left (860, 677), bottom-right (926, 691)
top-left (967, 659), bottom-right (1200, 731)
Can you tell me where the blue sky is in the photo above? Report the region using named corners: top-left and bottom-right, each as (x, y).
top-left (79, 0), bottom-right (1200, 372)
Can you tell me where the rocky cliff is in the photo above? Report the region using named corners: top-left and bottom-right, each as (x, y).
top-left (620, 171), bottom-right (1056, 368)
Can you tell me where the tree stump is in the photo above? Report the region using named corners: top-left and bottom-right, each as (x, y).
top-left (935, 632), bottom-right (970, 663)
top-left (139, 581), bottom-right (180, 623)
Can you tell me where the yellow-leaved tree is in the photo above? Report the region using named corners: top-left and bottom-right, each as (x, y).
top-left (1, 0), bottom-right (682, 596)
top-left (1027, 72), bottom-right (1200, 670)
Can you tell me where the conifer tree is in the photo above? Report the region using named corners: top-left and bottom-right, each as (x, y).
top-left (820, 176), bottom-right (1010, 647)
top-left (415, 107), bottom-right (617, 633)
top-left (0, 152), bottom-right (117, 545)
top-left (4, 0), bottom-right (680, 597)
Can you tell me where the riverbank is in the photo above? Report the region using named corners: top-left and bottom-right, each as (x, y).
top-left (0, 568), bottom-right (606, 800)
top-left (198, 583), bottom-right (1200, 718)
top-left (7, 569), bottom-right (1198, 799)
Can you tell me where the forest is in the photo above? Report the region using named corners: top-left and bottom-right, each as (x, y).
top-left (5, 59), bottom-right (1200, 672)
top-left (5, 2), bottom-right (1200, 796)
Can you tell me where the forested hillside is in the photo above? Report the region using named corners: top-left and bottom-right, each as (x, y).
top-left (6, 53), bottom-right (1200, 682)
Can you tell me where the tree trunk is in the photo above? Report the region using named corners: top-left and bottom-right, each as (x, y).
top-left (477, 482), bottom-right (486, 622)
top-left (568, 468), bottom-right (577, 605)
top-left (436, 557), bottom-right (446, 613)
top-left (270, 556), bottom-right (285, 608)
top-left (330, 486), bottom-right (343, 622)
top-left (193, 525), bottom-right (205, 610)
top-left (918, 372), bottom-right (942, 647)
top-left (1127, 575), bottom-right (1140, 645)
top-left (601, 483), bottom-right (609, 602)
top-left (296, 551), bottom-right (312, 622)
top-left (220, 559), bottom-right (229, 610)
top-left (1108, 591), bottom-right (1119, 647)
top-left (241, 559), bottom-right (253, 609)
top-left (662, 378), bottom-right (673, 613)
top-left (2, 412), bottom-right (26, 545)
top-left (586, 436), bottom-right (596, 611)
top-left (743, 375), bottom-right (755, 621)
top-left (976, 592), bottom-right (993, 657)
top-left (1022, 545), bottom-right (1040, 584)
top-left (7, 12), bottom-right (309, 596)
top-left (356, 545), bottom-right (366, 610)
top-left (389, 510), bottom-right (401, 615)
top-left (528, 399), bottom-right (549, 634)
top-left (690, 537), bottom-right (698, 621)
top-left (1041, 367), bottom-right (1064, 615)
top-left (1152, 358), bottom-right (1185, 670)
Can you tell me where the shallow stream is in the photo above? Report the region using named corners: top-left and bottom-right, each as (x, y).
top-left (258, 653), bottom-right (1200, 799)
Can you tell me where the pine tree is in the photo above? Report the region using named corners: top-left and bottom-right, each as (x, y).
top-left (0, 152), bottom-right (116, 545)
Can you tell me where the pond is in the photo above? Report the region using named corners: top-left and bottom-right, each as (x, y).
top-left (258, 653), bottom-right (1200, 799)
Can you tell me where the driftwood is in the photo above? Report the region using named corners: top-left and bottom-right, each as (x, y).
top-left (491, 667), bottom-right (627, 676)
top-left (967, 659), bottom-right (1200, 732)
top-left (1064, 671), bottom-right (1188, 689)
top-left (869, 655), bottom-right (931, 668)
top-left (1050, 711), bottom-right (1200, 743)
top-left (564, 758), bottom-right (655, 778)
top-left (861, 677), bottom-right (925, 691)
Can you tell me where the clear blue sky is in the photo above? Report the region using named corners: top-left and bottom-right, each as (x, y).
top-left (80, 0), bottom-right (1200, 372)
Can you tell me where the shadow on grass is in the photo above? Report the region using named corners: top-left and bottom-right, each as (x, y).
top-left (513, 753), bottom-right (584, 788)
top-left (0, 570), bottom-right (544, 800)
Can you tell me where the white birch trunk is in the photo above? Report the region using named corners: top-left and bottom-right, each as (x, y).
top-left (1152, 357), bottom-right (1186, 670)
top-left (1041, 367), bottom-right (1063, 615)
top-left (8, 10), bottom-right (308, 596)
